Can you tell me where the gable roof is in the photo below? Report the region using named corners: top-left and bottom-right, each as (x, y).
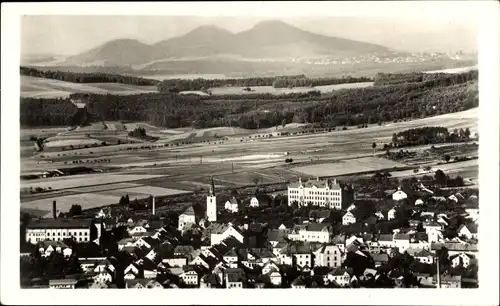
top-left (227, 197), bottom-right (239, 205)
top-left (182, 206), bottom-right (195, 216)
top-left (459, 223), bottom-right (478, 234)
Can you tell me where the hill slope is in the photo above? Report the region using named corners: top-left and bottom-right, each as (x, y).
top-left (61, 21), bottom-right (391, 66)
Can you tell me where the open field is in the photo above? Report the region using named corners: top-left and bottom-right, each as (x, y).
top-left (21, 173), bottom-right (167, 191)
top-left (208, 86), bottom-right (317, 96)
top-left (291, 156), bottom-right (407, 177)
top-left (21, 76), bottom-right (158, 98)
top-left (20, 108), bottom-right (478, 213)
top-left (21, 193), bottom-right (122, 212)
top-left (98, 186), bottom-right (192, 198)
top-left (314, 82), bottom-right (373, 92)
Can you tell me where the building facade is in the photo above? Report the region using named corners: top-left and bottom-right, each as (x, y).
top-left (288, 177), bottom-right (342, 209)
top-left (25, 219), bottom-right (92, 244)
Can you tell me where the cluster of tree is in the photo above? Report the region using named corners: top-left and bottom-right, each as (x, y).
top-left (391, 126), bottom-right (471, 147)
top-left (21, 71), bottom-right (478, 129)
top-left (20, 66), bottom-right (159, 86)
top-left (157, 74), bottom-right (372, 93)
top-left (128, 127), bottom-right (147, 138)
top-left (284, 158), bottom-right (294, 164)
top-left (272, 75), bottom-right (312, 88)
top-left (433, 169), bottom-right (465, 187)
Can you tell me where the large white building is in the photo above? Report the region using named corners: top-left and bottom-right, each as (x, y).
top-left (288, 177), bottom-right (342, 209)
top-left (288, 223), bottom-right (332, 243)
top-left (25, 219), bottom-right (92, 244)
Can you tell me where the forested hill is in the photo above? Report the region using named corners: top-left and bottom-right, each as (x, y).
top-left (20, 66), bottom-right (160, 86)
top-left (20, 70), bottom-right (478, 129)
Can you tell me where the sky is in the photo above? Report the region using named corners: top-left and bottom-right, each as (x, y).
top-left (21, 13), bottom-right (479, 56)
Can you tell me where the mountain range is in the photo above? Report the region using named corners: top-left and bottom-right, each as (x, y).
top-left (62, 20), bottom-right (391, 67)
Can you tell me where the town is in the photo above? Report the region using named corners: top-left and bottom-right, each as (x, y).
top-left (20, 170), bottom-right (479, 289)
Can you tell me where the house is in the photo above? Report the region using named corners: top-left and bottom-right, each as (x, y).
top-left (407, 248), bottom-right (434, 264)
top-left (49, 279), bottom-right (78, 289)
top-left (267, 270), bottom-right (282, 286)
top-left (93, 269), bottom-right (113, 284)
top-left (225, 268), bottom-right (246, 288)
top-left (342, 211), bottom-right (356, 225)
top-left (423, 221), bottom-right (442, 243)
top-left (224, 197), bottom-right (240, 213)
top-left (125, 279), bottom-right (163, 289)
top-left (457, 223), bottom-right (478, 240)
top-left (124, 263), bottom-right (140, 280)
top-left (325, 268), bottom-right (350, 287)
top-left (291, 275), bottom-right (307, 288)
top-left (93, 259), bottom-right (115, 273)
top-left (448, 195), bottom-right (458, 203)
top-left (415, 199), bottom-right (424, 206)
top-left (313, 244), bottom-right (343, 268)
top-left (393, 234), bottom-right (410, 253)
top-left (309, 210), bottom-right (332, 223)
top-left (288, 177), bottom-right (343, 209)
top-left (288, 223), bottom-right (332, 243)
top-left (178, 206), bottom-right (196, 232)
top-left (450, 253), bottom-right (477, 268)
top-left (37, 240), bottom-right (72, 257)
top-left (392, 187), bottom-right (407, 201)
top-left (280, 242), bottom-right (315, 268)
top-left (163, 256), bottom-right (188, 268)
top-left (179, 265), bottom-right (201, 286)
top-left (262, 261), bottom-right (280, 275)
top-left (25, 218), bottom-right (92, 244)
top-left (431, 242), bottom-right (478, 257)
top-left (249, 195), bottom-right (270, 208)
top-left (387, 207), bottom-right (397, 220)
top-left (209, 223), bottom-right (245, 246)
top-left (223, 248), bottom-right (239, 268)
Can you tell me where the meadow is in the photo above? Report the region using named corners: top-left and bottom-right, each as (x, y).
top-left (21, 76), bottom-right (158, 98)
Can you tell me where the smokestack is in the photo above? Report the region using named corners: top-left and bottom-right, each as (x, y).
top-left (53, 201), bottom-right (57, 219)
top-left (152, 197), bottom-right (155, 215)
top-left (436, 256), bottom-right (441, 288)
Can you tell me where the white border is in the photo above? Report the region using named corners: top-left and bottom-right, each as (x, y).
top-left (1, 2), bottom-right (499, 305)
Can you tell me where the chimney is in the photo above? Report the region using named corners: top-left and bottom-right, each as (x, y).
top-left (53, 201), bottom-right (57, 219)
top-left (152, 197), bottom-right (155, 215)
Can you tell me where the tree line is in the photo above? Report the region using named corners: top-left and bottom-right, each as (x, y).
top-left (374, 70), bottom-right (478, 86)
top-left (20, 66), bottom-right (159, 86)
top-left (157, 74), bottom-right (373, 93)
top-left (20, 70), bottom-right (478, 129)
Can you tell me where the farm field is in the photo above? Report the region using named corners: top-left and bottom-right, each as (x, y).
top-left (208, 86), bottom-right (317, 96)
top-left (291, 156), bottom-right (407, 177)
top-left (314, 82), bottom-right (373, 92)
top-left (98, 186), bottom-right (192, 198)
top-left (20, 173), bottom-right (167, 191)
top-left (20, 107), bottom-right (478, 214)
top-left (21, 193), bottom-right (122, 212)
top-left (21, 76), bottom-right (158, 98)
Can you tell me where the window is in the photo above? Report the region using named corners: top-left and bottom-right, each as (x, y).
top-left (57, 232), bottom-right (60, 236)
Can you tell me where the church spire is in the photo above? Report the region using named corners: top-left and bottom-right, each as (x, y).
top-left (209, 176), bottom-right (215, 196)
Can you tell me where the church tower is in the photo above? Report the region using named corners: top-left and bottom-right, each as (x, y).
top-left (206, 176), bottom-right (217, 222)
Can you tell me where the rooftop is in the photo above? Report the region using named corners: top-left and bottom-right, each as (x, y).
top-left (289, 178), bottom-right (341, 190)
top-left (27, 218), bottom-right (91, 229)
